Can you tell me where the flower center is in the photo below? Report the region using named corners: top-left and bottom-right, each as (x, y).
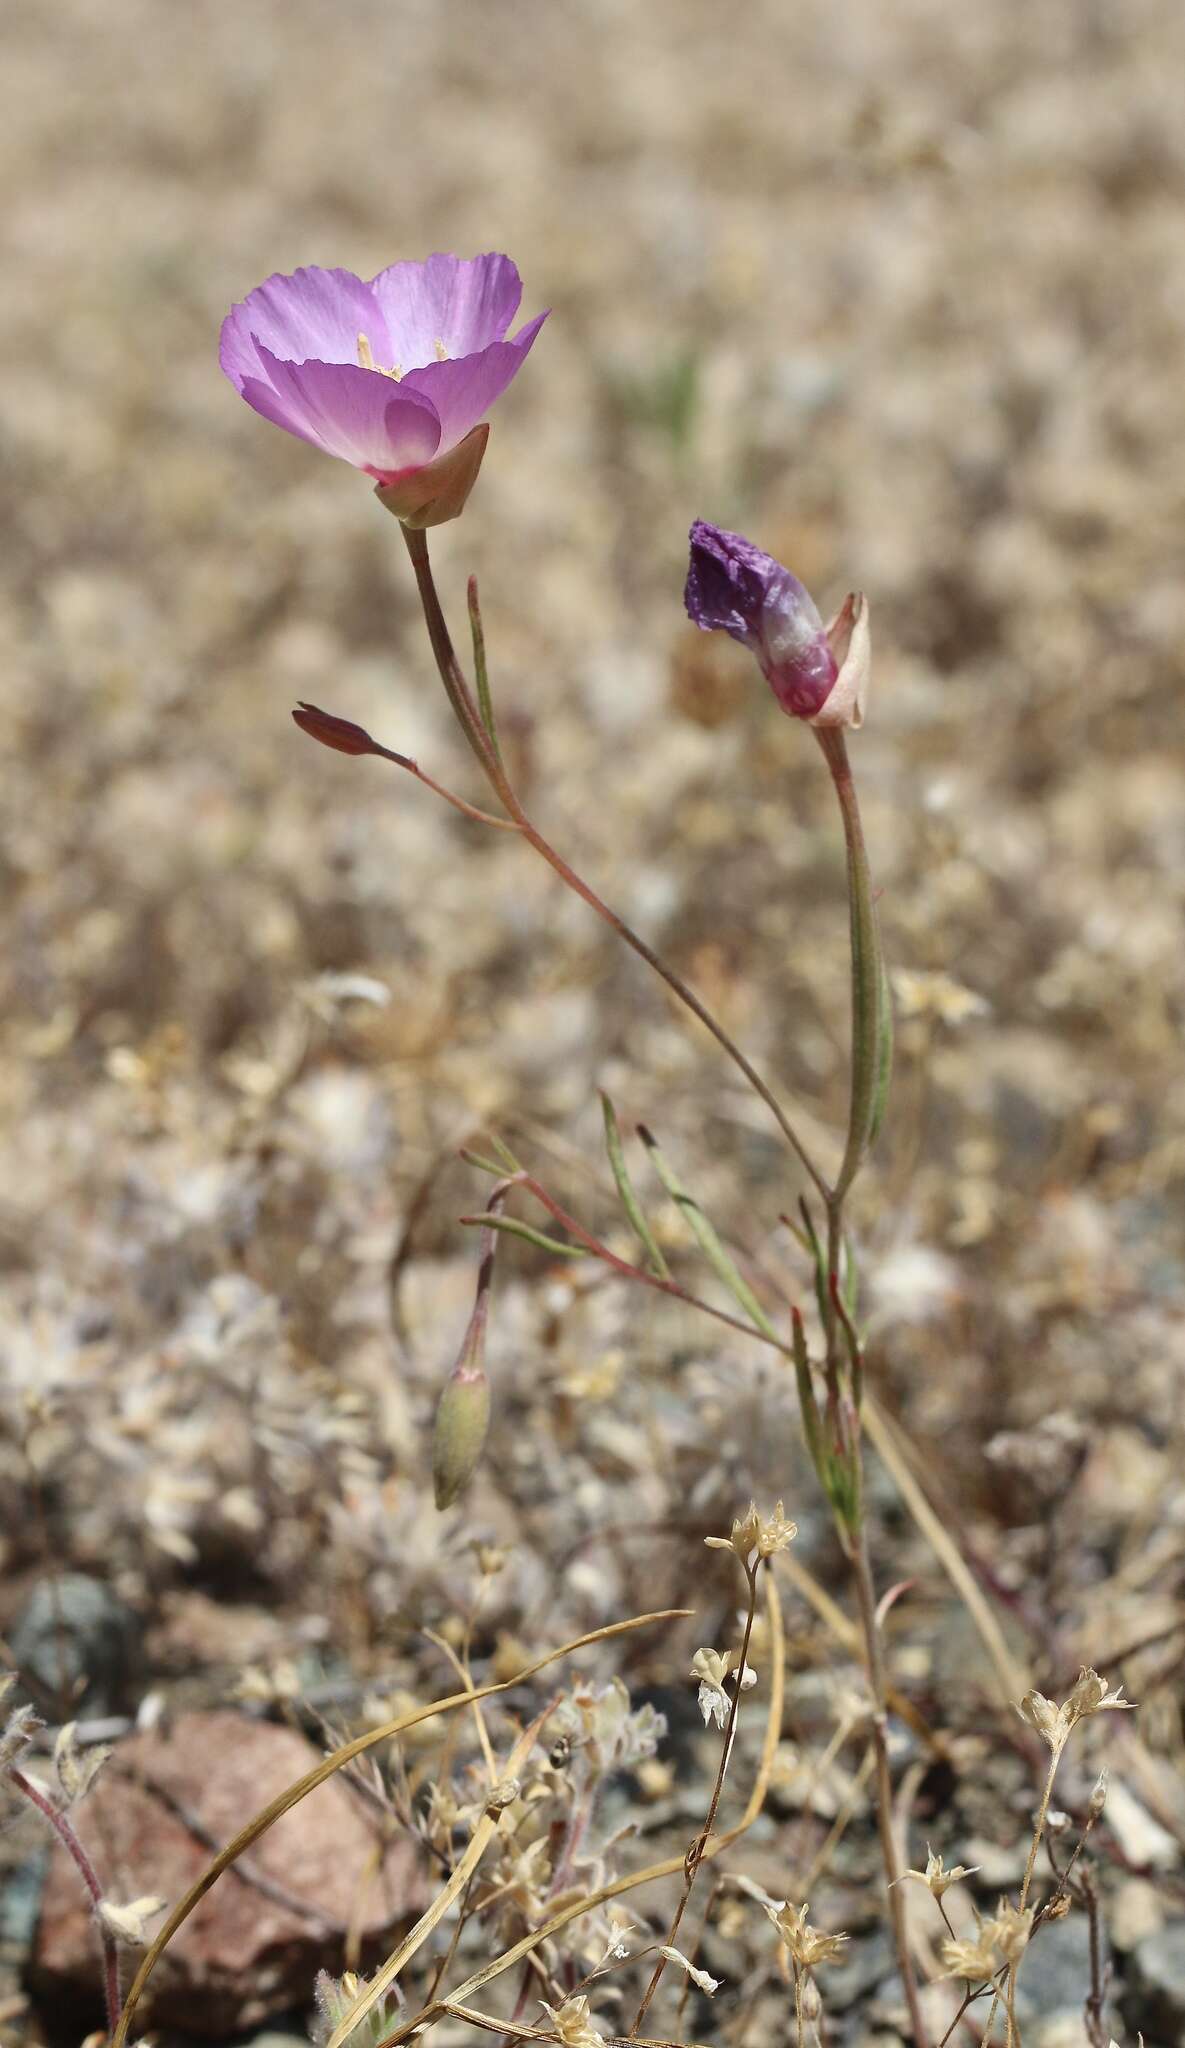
top-left (357, 333), bottom-right (451, 379)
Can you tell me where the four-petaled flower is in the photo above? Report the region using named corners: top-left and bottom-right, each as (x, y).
top-left (684, 520), bottom-right (869, 729)
top-left (220, 253), bottom-right (547, 526)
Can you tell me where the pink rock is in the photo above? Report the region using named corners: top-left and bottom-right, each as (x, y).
top-left (31, 1709), bottom-right (426, 2037)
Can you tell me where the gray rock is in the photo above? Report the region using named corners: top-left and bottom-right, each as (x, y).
top-left (1127, 1922), bottom-right (1185, 2042)
top-left (9, 1573), bottom-right (141, 1716)
top-left (824, 1928), bottom-right (895, 2013)
top-left (1018, 1913), bottom-right (1094, 2018)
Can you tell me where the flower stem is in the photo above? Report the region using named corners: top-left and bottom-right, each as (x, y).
top-left (402, 527), bottom-right (828, 1199)
top-left (850, 1536), bottom-right (929, 2048)
top-left (628, 1570), bottom-right (759, 2038)
top-left (814, 727), bottom-right (892, 1204)
top-left (7, 1765), bottom-right (121, 2036)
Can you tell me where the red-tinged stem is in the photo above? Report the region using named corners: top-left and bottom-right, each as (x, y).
top-left (402, 527), bottom-right (829, 1201)
top-left (7, 1765), bottom-right (121, 2035)
top-left (461, 1172), bottom-right (798, 1357)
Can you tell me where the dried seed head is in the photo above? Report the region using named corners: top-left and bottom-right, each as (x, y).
top-left (899, 1844), bottom-right (980, 1901)
top-left (1017, 1670), bottom-right (1134, 1752)
top-left (539, 1994), bottom-right (609, 2048)
top-left (705, 1499), bottom-right (798, 1570)
top-left (940, 1920), bottom-right (1002, 1981)
top-left (993, 1900), bottom-right (1035, 1966)
top-left (765, 1900), bottom-right (850, 1969)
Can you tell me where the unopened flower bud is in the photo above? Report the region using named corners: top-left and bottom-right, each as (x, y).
top-left (293, 702), bottom-right (382, 756)
top-left (1089, 1767), bottom-right (1109, 1820)
top-left (684, 521), bottom-right (869, 729)
top-left (432, 1364), bottom-right (490, 1510)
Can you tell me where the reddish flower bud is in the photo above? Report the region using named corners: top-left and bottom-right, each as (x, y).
top-left (292, 702), bottom-right (380, 756)
top-left (684, 521), bottom-right (869, 729)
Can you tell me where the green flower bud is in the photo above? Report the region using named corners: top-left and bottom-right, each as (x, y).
top-left (432, 1366), bottom-right (490, 1510)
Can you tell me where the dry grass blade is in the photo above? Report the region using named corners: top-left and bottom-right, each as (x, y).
top-left (864, 1395), bottom-right (1029, 1704)
top-left (110, 1607), bottom-right (689, 2048)
top-left (325, 1702), bottom-right (556, 2048)
top-left (373, 1570), bottom-right (785, 2048)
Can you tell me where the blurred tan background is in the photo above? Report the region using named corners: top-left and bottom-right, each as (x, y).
top-left (2, 0), bottom-right (1184, 2015)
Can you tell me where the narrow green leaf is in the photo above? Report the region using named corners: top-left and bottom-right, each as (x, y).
top-left (639, 1126), bottom-right (778, 1341)
top-left (460, 1147), bottom-right (511, 1178)
top-left (460, 1212), bottom-right (586, 1259)
top-left (489, 1133), bottom-right (524, 1174)
top-left (867, 950), bottom-right (894, 1148)
top-left (600, 1092), bottom-right (670, 1280)
top-left (467, 575), bottom-right (503, 766)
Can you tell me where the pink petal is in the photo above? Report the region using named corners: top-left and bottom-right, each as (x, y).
top-left (398, 313), bottom-right (549, 452)
top-left (220, 267), bottom-right (389, 386)
top-left (242, 348), bottom-right (441, 472)
top-left (367, 253), bottom-right (523, 372)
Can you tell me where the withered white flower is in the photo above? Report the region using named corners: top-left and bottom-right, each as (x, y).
top-left (1018, 1668), bottom-right (1134, 1752)
top-left (0, 1702), bottom-right (40, 1771)
top-left (539, 1994), bottom-right (609, 2048)
top-left (659, 1945), bottom-right (720, 1994)
top-left (940, 1922), bottom-right (1001, 1982)
top-left (992, 1900), bottom-right (1034, 1966)
top-left (705, 1499), bottom-right (797, 1570)
top-left (98, 1895), bottom-right (166, 1947)
top-left (690, 1647), bottom-right (756, 1730)
top-left (765, 1900), bottom-right (849, 1969)
top-left (54, 1722), bottom-right (111, 1807)
top-left (898, 1844), bottom-right (980, 1901)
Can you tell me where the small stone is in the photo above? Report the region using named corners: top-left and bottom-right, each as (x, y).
top-left (1110, 1877), bottom-right (1164, 1953)
top-left (1018, 1913), bottom-right (1094, 2019)
top-left (29, 1710), bottom-right (425, 2037)
top-left (9, 1574), bottom-right (141, 1716)
top-left (1128, 1923), bottom-right (1185, 2039)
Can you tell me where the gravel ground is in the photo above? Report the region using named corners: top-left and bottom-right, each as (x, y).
top-left (2, 2), bottom-right (1183, 2043)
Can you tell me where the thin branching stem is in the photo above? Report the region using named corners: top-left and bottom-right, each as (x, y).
top-left (628, 1566), bottom-right (760, 2037)
top-left (402, 527), bottom-right (829, 1198)
top-left (7, 1765), bottom-right (121, 2036)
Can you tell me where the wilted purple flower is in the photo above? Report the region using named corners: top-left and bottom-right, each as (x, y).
top-left (685, 520), bottom-right (869, 728)
top-left (220, 253), bottom-right (547, 524)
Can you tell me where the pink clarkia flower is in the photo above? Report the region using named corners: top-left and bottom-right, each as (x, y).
top-left (219, 253), bottom-right (547, 526)
top-left (684, 520), bottom-right (869, 729)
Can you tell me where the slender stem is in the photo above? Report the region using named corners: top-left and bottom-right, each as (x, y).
top-left (814, 727), bottom-right (887, 1205)
top-left (1020, 1748), bottom-right (1062, 1914)
top-left (849, 1543), bottom-right (929, 2048)
top-left (628, 1572), bottom-right (759, 2037)
top-left (402, 527), bottom-right (828, 1199)
top-left (995, 1742), bottom-right (1063, 2047)
top-left (7, 1765), bottom-right (121, 2036)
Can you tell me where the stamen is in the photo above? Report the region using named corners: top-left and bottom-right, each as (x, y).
top-left (357, 332), bottom-right (403, 381)
top-left (434, 337), bottom-right (449, 362)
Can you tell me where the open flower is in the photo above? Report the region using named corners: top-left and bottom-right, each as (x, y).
top-left (684, 520), bottom-right (869, 728)
top-left (690, 1646), bottom-right (757, 1729)
top-left (220, 253), bottom-right (547, 525)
